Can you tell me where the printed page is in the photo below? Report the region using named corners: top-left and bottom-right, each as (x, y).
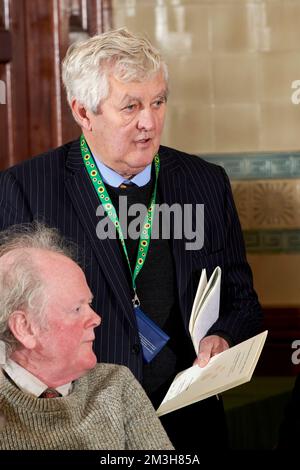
top-left (157, 330), bottom-right (268, 417)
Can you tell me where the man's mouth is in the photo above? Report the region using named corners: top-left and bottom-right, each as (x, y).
top-left (85, 336), bottom-right (95, 342)
top-left (135, 138), bottom-right (151, 144)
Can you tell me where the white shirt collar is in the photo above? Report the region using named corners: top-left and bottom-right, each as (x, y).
top-left (3, 359), bottom-right (72, 397)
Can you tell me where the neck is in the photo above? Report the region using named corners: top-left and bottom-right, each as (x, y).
top-left (11, 350), bottom-right (80, 388)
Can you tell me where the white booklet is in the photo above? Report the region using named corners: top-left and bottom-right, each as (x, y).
top-left (189, 266), bottom-right (221, 354)
top-left (156, 330), bottom-right (268, 416)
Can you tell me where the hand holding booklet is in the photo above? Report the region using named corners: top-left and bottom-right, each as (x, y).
top-left (157, 266), bottom-right (267, 416)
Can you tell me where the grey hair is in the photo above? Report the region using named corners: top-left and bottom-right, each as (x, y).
top-left (62, 27), bottom-right (168, 114)
top-left (0, 222), bottom-right (75, 355)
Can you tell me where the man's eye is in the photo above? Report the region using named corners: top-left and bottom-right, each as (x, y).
top-left (153, 98), bottom-right (166, 108)
top-left (75, 306), bottom-right (81, 312)
top-left (124, 104), bottom-right (136, 112)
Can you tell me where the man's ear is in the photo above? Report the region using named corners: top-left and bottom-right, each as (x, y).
top-left (8, 311), bottom-right (38, 350)
top-left (71, 100), bottom-right (93, 131)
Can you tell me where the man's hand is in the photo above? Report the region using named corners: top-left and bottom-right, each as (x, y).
top-left (193, 335), bottom-right (229, 367)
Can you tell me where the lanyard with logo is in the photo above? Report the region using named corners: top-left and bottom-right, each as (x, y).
top-left (80, 134), bottom-right (169, 362)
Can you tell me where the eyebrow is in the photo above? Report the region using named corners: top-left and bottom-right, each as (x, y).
top-left (119, 90), bottom-right (168, 106)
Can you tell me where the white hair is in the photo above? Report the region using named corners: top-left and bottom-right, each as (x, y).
top-left (62, 27), bottom-right (168, 114)
top-left (0, 223), bottom-right (75, 355)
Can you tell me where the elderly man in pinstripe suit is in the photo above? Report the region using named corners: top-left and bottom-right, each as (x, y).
top-left (0, 28), bottom-right (262, 450)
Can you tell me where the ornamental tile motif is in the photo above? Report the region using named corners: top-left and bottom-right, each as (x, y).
top-left (231, 180), bottom-right (300, 230)
top-left (252, 181), bottom-right (298, 228)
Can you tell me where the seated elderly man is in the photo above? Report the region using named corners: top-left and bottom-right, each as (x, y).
top-left (0, 223), bottom-right (173, 450)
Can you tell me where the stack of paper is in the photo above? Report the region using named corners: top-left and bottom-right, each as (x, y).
top-left (157, 330), bottom-right (268, 416)
top-left (189, 266), bottom-right (221, 354)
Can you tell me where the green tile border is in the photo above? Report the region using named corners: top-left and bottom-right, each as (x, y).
top-left (200, 152), bottom-right (300, 180)
top-left (244, 229), bottom-right (300, 253)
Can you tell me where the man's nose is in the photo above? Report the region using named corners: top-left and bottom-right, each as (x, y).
top-left (87, 307), bottom-right (101, 328)
top-left (137, 108), bottom-right (155, 131)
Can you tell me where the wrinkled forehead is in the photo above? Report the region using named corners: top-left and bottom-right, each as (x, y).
top-left (106, 69), bottom-right (168, 100)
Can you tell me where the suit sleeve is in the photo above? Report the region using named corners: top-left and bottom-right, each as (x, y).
top-left (0, 171), bottom-right (33, 229)
top-left (207, 167), bottom-right (263, 344)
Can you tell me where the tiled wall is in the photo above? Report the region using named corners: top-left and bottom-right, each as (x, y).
top-left (113, 0), bottom-right (300, 153)
top-left (112, 0), bottom-right (300, 306)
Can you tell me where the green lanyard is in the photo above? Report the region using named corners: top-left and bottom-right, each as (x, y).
top-left (80, 134), bottom-right (160, 302)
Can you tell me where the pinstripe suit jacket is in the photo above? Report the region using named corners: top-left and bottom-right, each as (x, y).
top-left (0, 139), bottom-right (262, 382)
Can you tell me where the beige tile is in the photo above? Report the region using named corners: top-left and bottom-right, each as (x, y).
top-left (114, 1), bottom-right (210, 56)
top-left (214, 104), bottom-right (260, 152)
top-left (113, 5), bottom-right (156, 39)
top-left (260, 103), bottom-right (300, 151)
top-left (183, 4), bottom-right (210, 53)
top-left (259, 52), bottom-right (300, 103)
top-left (265, 1), bottom-right (300, 51)
top-left (212, 54), bottom-right (258, 104)
top-left (208, 0), bottom-right (272, 3)
top-left (161, 104), bottom-right (214, 154)
top-left (113, 1), bottom-right (225, 6)
top-left (153, 3), bottom-right (209, 56)
top-left (167, 55), bottom-right (212, 105)
top-left (210, 4), bottom-right (254, 52)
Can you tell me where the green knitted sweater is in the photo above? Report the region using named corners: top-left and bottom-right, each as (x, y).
top-left (0, 363), bottom-right (173, 450)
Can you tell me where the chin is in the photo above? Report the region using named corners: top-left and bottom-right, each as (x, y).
top-left (83, 353), bottom-right (98, 371)
top-left (133, 152), bottom-right (156, 168)
top-left (89, 354), bottom-right (98, 367)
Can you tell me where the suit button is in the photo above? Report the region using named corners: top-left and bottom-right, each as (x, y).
top-left (132, 344), bottom-right (141, 354)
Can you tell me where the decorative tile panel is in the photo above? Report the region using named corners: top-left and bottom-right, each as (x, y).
top-left (201, 154), bottom-right (300, 253)
top-left (231, 180), bottom-right (300, 230)
top-left (201, 152), bottom-right (300, 180)
top-left (244, 230), bottom-right (300, 253)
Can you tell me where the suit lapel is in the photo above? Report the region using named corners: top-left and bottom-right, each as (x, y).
top-left (64, 140), bottom-right (135, 327)
top-left (158, 147), bottom-right (193, 309)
